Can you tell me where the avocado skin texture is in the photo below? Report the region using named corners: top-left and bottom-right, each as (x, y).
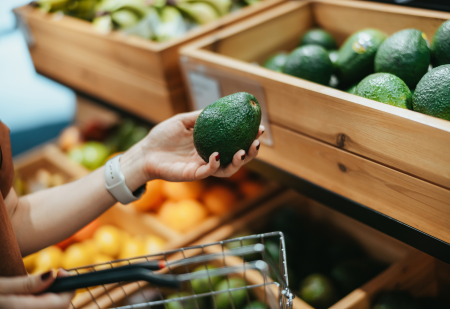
top-left (336, 28), bottom-right (387, 86)
top-left (193, 92), bottom-right (261, 166)
top-left (300, 28), bottom-right (337, 50)
top-left (299, 274), bottom-right (338, 309)
top-left (431, 20), bottom-right (450, 67)
top-left (328, 50), bottom-right (339, 73)
top-left (346, 84), bottom-right (358, 94)
top-left (375, 29), bottom-right (430, 88)
top-left (355, 73), bottom-right (412, 109)
top-left (372, 291), bottom-right (420, 309)
top-left (283, 44), bottom-right (333, 85)
top-left (263, 52), bottom-right (288, 72)
top-left (412, 64), bottom-right (450, 120)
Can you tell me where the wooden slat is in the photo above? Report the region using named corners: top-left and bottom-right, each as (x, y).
top-left (257, 124), bottom-right (450, 244)
top-left (180, 0), bottom-right (450, 190)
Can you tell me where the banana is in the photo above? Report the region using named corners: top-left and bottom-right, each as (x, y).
top-left (172, 0), bottom-right (231, 16)
top-left (154, 6), bottom-right (187, 42)
top-left (122, 6), bottom-right (159, 39)
top-left (176, 2), bottom-right (219, 25)
top-left (111, 9), bottom-right (140, 28)
top-left (92, 14), bottom-right (113, 33)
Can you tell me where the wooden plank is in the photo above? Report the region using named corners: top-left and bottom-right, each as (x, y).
top-left (180, 0), bottom-right (450, 189)
top-left (257, 124), bottom-right (450, 244)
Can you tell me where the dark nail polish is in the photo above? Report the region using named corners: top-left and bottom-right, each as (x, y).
top-left (215, 154), bottom-right (220, 161)
top-left (241, 154), bottom-right (246, 161)
top-left (41, 270), bottom-right (52, 281)
top-left (256, 143), bottom-right (260, 151)
top-left (261, 130), bottom-right (265, 135)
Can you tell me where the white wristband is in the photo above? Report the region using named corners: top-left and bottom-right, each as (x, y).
top-left (104, 154), bottom-right (144, 204)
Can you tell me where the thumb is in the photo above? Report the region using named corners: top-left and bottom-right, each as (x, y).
top-left (0, 270), bottom-right (55, 295)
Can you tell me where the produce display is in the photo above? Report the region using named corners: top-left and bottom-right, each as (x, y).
top-left (34, 0), bottom-right (265, 42)
top-left (371, 291), bottom-right (449, 309)
top-left (228, 207), bottom-right (387, 309)
top-left (132, 167), bottom-right (264, 233)
top-left (263, 20), bottom-right (450, 121)
top-left (23, 220), bottom-right (166, 274)
top-left (14, 169), bottom-right (65, 196)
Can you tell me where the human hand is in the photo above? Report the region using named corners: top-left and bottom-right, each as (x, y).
top-left (120, 111), bottom-right (264, 189)
top-left (0, 269), bottom-right (74, 309)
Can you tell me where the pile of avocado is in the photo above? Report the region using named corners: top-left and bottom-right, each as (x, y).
top-left (263, 20), bottom-right (450, 121)
top-left (372, 290), bottom-right (450, 309)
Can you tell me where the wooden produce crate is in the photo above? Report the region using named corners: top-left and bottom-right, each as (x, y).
top-left (179, 0), bottom-right (450, 244)
top-left (13, 0), bottom-right (284, 124)
top-left (193, 190), bottom-right (420, 309)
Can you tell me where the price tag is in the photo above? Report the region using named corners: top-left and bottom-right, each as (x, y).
top-left (187, 71), bottom-right (221, 110)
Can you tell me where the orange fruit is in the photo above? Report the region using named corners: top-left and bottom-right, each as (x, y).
top-left (73, 219), bottom-right (101, 242)
top-left (240, 180), bottom-right (264, 198)
top-left (143, 235), bottom-right (166, 255)
top-left (131, 180), bottom-right (165, 212)
top-left (162, 181), bottom-right (204, 201)
top-left (202, 186), bottom-right (237, 215)
top-left (62, 243), bottom-right (92, 269)
top-left (119, 236), bottom-right (145, 259)
top-left (55, 236), bottom-right (75, 250)
top-left (94, 225), bottom-right (123, 257)
top-left (34, 246), bottom-right (63, 274)
top-left (158, 199), bottom-right (207, 232)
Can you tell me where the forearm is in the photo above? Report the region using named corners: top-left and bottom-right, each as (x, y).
top-left (12, 167), bottom-right (116, 256)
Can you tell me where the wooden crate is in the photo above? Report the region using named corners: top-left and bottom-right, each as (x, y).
top-left (179, 0), bottom-right (450, 244)
top-left (193, 190), bottom-right (419, 309)
top-left (13, 0), bottom-right (284, 124)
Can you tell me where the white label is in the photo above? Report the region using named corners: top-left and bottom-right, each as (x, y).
top-left (188, 71), bottom-right (221, 110)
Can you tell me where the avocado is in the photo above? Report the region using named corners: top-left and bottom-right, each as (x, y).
top-left (191, 264), bottom-right (222, 294)
top-left (214, 278), bottom-right (247, 309)
top-left (375, 29), bottom-right (430, 88)
top-left (431, 20), bottom-right (450, 67)
top-left (166, 292), bottom-right (204, 309)
top-left (412, 64), bottom-right (450, 120)
top-left (194, 92), bottom-right (261, 166)
top-left (263, 52), bottom-right (288, 72)
top-left (372, 291), bottom-right (420, 309)
top-left (243, 301), bottom-right (266, 309)
top-left (328, 49), bottom-right (339, 73)
top-left (299, 274), bottom-right (338, 309)
top-left (355, 73), bottom-right (412, 109)
top-left (283, 44), bottom-right (333, 85)
top-left (300, 28), bottom-right (337, 50)
top-left (336, 28), bottom-right (387, 86)
top-left (346, 84), bottom-right (358, 94)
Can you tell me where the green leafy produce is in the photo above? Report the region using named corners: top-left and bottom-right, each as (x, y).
top-left (355, 73), bottom-right (412, 109)
top-left (412, 64), bottom-right (450, 120)
top-left (299, 274), bottom-right (338, 309)
top-left (263, 53), bottom-right (288, 72)
top-left (372, 291), bottom-right (420, 309)
top-left (193, 92), bottom-right (261, 166)
top-left (190, 264), bottom-right (222, 294)
top-left (431, 19), bottom-right (450, 67)
top-left (336, 28), bottom-right (387, 86)
top-left (375, 29), bottom-right (430, 88)
top-left (300, 28), bottom-right (337, 50)
top-left (283, 45), bottom-right (333, 85)
top-left (214, 278), bottom-right (247, 309)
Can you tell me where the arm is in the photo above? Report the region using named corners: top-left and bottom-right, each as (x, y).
top-left (7, 111), bottom-right (264, 256)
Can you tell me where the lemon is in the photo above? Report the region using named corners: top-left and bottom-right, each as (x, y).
top-left (23, 252), bottom-right (38, 273)
top-left (62, 243), bottom-right (92, 269)
top-left (144, 235), bottom-right (165, 255)
top-left (119, 236), bottom-right (144, 259)
top-left (34, 246), bottom-right (62, 273)
top-left (94, 225), bottom-right (123, 257)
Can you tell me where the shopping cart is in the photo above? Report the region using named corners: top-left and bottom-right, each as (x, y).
top-left (47, 232), bottom-right (293, 309)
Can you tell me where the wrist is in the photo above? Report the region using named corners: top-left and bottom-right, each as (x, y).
top-left (119, 143), bottom-right (151, 192)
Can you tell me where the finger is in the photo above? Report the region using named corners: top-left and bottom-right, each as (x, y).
top-left (255, 125), bottom-right (265, 139)
top-left (56, 269), bottom-right (70, 278)
top-left (0, 270), bottom-right (55, 295)
top-left (194, 152), bottom-right (220, 179)
top-left (0, 291), bottom-right (74, 309)
top-left (177, 110), bottom-right (202, 129)
top-left (246, 139), bottom-right (261, 161)
top-left (219, 149), bottom-right (246, 177)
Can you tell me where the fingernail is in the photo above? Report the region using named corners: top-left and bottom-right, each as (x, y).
top-left (256, 142), bottom-right (260, 151)
top-left (41, 270), bottom-right (52, 281)
top-left (261, 130), bottom-right (265, 135)
top-left (215, 153), bottom-right (220, 161)
top-left (241, 154), bottom-right (246, 161)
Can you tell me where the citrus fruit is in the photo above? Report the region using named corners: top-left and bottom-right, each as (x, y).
top-left (143, 235), bottom-right (166, 255)
top-left (62, 243), bottom-right (93, 269)
top-left (240, 180), bottom-right (264, 198)
top-left (94, 225), bottom-right (123, 257)
top-left (119, 236), bottom-right (145, 259)
top-left (162, 181), bottom-right (204, 201)
top-left (132, 180), bottom-right (165, 212)
top-left (73, 219), bottom-right (101, 242)
top-left (202, 186), bottom-right (237, 215)
top-left (158, 199), bottom-right (207, 232)
top-left (34, 246), bottom-right (63, 274)
top-left (23, 252), bottom-right (38, 273)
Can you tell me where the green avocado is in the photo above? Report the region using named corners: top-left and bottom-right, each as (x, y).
top-left (299, 274), bottom-right (338, 309)
top-left (431, 20), bottom-right (450, 67)
top-left (191, 265), bottom-right (222, 294)
top-left (328, 49), bottom-right (339, 73)
top-left (193, 92), bottom-right (261, 166)
top-left (166, 292), bottom-right (204, 309)
top-left (300, 28), bottom-right (337, 50)
top-left (346, 84), bottom-right (358, 94)
top-left (214, 278), bottom-right (247, 309)
top-left (372, 291), bottom-right (420, 309)
top-left (243, 301), bottom-right (266, 309)
top-left (263, 52), bottom-right (288, 72)
top-left (336, 28), bottom-right (387, 86)
top-left (355, 73), bottom-right (412, 109)
top-left (283, 44), bottom-right (333, 85)
top-left (375, 29), bottom-right (430, 88)
top-left (412, 64), bottom-right (450, 120)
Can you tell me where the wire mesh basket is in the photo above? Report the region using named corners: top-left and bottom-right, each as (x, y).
top-left (50, 232), bottom-right (293, 309)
